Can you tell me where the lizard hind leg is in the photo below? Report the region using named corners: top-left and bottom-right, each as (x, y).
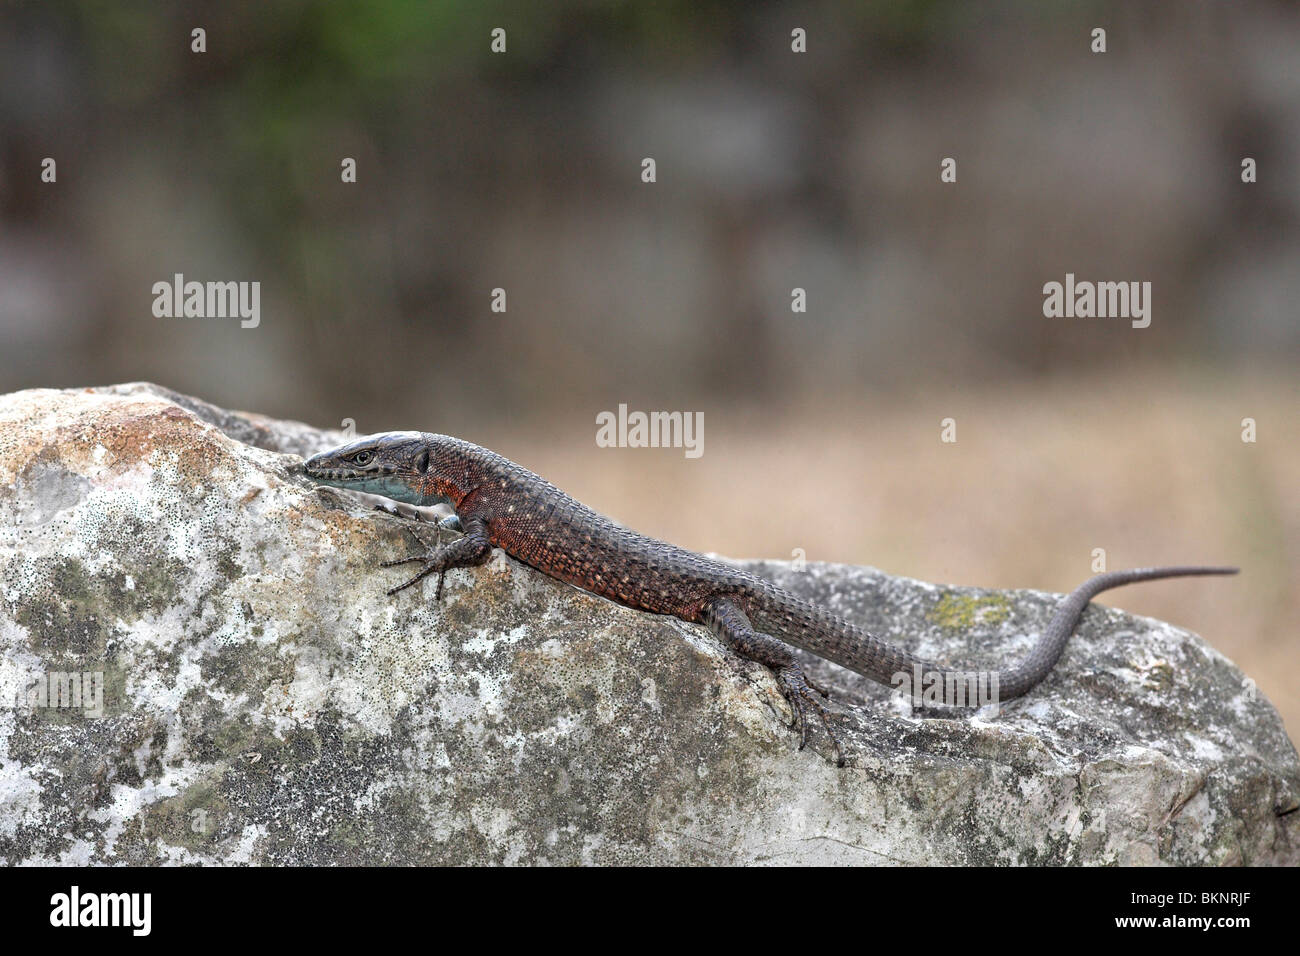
top-left (700, 596), bottom-right (846, 767)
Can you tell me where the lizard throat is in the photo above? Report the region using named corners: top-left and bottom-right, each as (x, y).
top-left (307, 469), bottom-right (452, 508)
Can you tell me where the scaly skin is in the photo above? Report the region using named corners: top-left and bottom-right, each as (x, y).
top-left (304, 431), bottom-right (1238, 766)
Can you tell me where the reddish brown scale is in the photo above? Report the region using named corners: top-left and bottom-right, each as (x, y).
top-left (464, 454), bottom-right (726, 621)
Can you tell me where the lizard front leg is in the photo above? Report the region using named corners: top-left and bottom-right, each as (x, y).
top-left (700, 595), bottom-right (845, 767)
top-left (381, 515), bottom-right (492, 599)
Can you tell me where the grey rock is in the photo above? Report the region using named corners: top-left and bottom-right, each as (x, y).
top-left (0, 383), bottom-right (1296, 865)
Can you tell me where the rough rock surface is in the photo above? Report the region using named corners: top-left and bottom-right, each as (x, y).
top-left (0, 383), bottom-right (1296, 865)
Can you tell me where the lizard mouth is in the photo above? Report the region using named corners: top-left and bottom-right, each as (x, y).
top-left (303, 456), bottom-right (428, 505)
top-left (303, 454), bottom-right (402, 492)
top-left (303, 456), bottom-right (374, 482)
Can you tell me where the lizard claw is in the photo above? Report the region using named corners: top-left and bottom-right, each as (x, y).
top-left (775, 664), bottom-right (845, 767)
top-left (380, 526), bottom-right (447, 597)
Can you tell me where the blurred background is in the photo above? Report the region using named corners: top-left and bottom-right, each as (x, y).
top-left (1, 1), bottom-right (1296, 740)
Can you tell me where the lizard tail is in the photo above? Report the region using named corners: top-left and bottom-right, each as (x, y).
top-left (995, 566), bottom-right (1238, 698)
top-left (752, 566), bottom-right (1239, 704)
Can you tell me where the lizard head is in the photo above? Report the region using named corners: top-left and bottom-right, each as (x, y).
top-left (304, 431), bottom-right (448, 505)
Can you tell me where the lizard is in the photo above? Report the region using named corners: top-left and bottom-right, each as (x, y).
top-left (303, 431), bottom-right (1237, 766)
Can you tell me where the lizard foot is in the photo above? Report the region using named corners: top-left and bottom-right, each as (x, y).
top-left (380, 526), bottom-right (448, 599)
top-left (775, 663), bottom-right (845, 767)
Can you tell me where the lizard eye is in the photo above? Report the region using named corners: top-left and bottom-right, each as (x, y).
top-left (352, 450), bottom-right (373, 465)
